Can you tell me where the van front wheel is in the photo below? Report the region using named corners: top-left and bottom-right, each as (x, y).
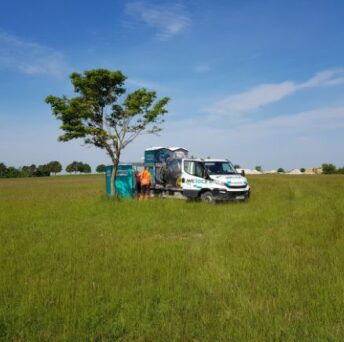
top-left (201, 191), bottom-right (214, 203)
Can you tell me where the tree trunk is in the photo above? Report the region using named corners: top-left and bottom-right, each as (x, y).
top-left (110, 159), bottom-right (120, 197)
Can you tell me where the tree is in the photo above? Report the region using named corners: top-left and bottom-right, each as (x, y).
top-left (255, 165), bottom-right (262, 172)
top-left (65, 161), bottom-right (91, 174)
top-left (234, 164), bottom-right (240, 169)
top-left (66, 161), bottom-right (79, 174)
top-left (277, 168), bottom-right (285, 173)
top-left (76, 162), bottom-right (84, 173)
top-left (300, 168), bottom-right (305, 173)
top-left (6, 166), bottom-right (20, 178)
top-left (336, 167), bottom-right (344, 174)
top-left (80, 163), bottom-right (91, 173)
top-left (21, 164), bottom-right (37, 177)
top-left (0, 163), bottom-right (7, 178)
top-left (34, 164), bottom-right (51, 177)
top-left (96, 164), bottom-right (106, 173)
top-left (46, 69), bottom-right (169, 196)
top-left (322, 163), bottom-right (336, 174)
top-left (28, 164), bottom-right (37, 176)
top-left (47, 161), bottom-right (62, 175)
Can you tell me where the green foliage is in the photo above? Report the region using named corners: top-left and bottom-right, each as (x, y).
top-left (0, 163), bottom-right (52, 178)
top-left (5, 166), bottom-right (21, 178)
top-left (66, 161), bottom-right (80, 174)
top-left (322, 163), bottom-right (337, 174)
top-left (319, 164), bottom-right (344, 175)
top-left (0, 163), bottom-right (7, 177)
top-left (277, 167), bottom-right (285, 173)
top-left (21, 164), bottom-right (37, 177)
top-left (337, 167), bottom-right (344, 174)
top-left (47, 161), bottom-right (62, 175)
top-left (81, 163), bottom-right (92, 173)
top-left (300, 168), bottom-right (305, 173)
top-left (66, 161), bottom-right (91, 174)
top-left (46, 69), bottom-right (169, 196)
top-left (234, 164), bottom-right (240, 169)
top-left (0, 175), bottom-right (343, 340)
top-left (96, 164), bottom-right (106, 173)
top-left (255, 165), bottom-right (262, 172)
top-left (35, 164), bottom-right (51, 177)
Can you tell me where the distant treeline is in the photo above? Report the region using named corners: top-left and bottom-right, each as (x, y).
top-left (322, 163), bottom-right (344, 174)
top-left (2, 162), bottom-right (342, 179)
top-left (0, 161), bottom-right (107, 178)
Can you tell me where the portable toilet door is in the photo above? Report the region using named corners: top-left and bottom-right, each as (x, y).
top-left (105, 165), bottom-right (136, 198)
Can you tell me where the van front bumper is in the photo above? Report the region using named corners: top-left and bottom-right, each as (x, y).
top-left (213, 188), bottom-right (250, 201)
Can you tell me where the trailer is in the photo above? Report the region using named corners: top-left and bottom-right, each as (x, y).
top-left (145, 147), bottom-right (250, 202)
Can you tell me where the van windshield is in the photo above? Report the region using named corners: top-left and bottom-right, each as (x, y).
top-left (204, 161), bottom-right (237, 175)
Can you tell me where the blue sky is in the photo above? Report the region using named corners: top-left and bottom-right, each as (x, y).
top-left (1, 0), bottom-right (344, 170)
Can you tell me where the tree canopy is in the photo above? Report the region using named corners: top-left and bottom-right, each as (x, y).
top-left (66, 161), bottom-right (80, 174)
top-left (0, 162), bottom-right (59, 178)
top-left (66, 161), bottom-right (92, 174)
top-left (322, 163), bottom-right (336, 174)
top-left (81, 163), bottom-right (91, 173)
top-left (47, 161), bottom-right (62, 175)
top-left (0, 163), bottom-right (7, 177)
top-left (96, 164), bottom-right (106, 173)
top-left (46, 69), bottom-right (169, 196)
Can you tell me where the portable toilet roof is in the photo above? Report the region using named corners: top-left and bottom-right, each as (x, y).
top-left (169, 146), bottom-right (189, 152)
top-left (145, 146), bottom-right (189, 152)
top-left (145, 146), bottom-right (165, 151)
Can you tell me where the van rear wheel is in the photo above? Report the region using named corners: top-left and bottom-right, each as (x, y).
top-left (201, 191), bottom-right (214, 203)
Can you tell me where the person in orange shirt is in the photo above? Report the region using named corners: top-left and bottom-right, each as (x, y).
top-left (140, 166), bottom-right (152, 200)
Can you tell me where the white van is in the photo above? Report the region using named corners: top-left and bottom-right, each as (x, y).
top-left (145, 147), bottom-right (250, 202)
top-left (181, 159), bottom-right (250, 202)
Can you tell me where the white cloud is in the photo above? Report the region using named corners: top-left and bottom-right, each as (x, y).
top-left (0, 31), bottom-right (66, 77)
top-left (125, 2), bottom-right (191, 40)
top-left (208, 68), bottom-right (344, 116)
top-left (1, 105), bottom-right (343, 171)
top-left (123, 106), bottom-right (344, 169)
top-left (210, 82), bottom-right (296, 114)
top-left (237, 106), bottom-right (344, 136)
top-left (299, 68), bottom-right (344, 88)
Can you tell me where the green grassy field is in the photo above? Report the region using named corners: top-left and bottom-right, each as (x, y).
top-left (0, 175), bottom-right (343, 341)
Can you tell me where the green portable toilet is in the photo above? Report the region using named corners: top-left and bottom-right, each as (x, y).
top-left (105, 164), bottom-right (136, 198)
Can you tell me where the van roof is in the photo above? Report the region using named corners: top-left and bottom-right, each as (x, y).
top-left (204, 159), bottom-right (228, 162)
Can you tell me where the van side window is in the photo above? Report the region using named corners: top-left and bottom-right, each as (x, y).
top-left (194, 162), bottom-right (204, 178)
top-left (184, 161), bottom-right (205, 178)
top-left (184, 161), bottom-right (193, 174)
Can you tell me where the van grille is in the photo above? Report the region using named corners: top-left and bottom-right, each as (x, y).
top-left (226, 184), bottom-right (247, 189)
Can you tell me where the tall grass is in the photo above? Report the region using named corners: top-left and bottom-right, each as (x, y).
top-left (0, 175), bottom-right (343, 340)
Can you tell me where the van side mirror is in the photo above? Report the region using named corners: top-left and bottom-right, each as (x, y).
top-left (241, 170), bottom-right (245, 176)
top-left (204, 170), bottom-right (211, 180)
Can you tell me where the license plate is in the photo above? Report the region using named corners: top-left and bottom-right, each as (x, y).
top-left (236, 195), bottom-right (245, 200)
